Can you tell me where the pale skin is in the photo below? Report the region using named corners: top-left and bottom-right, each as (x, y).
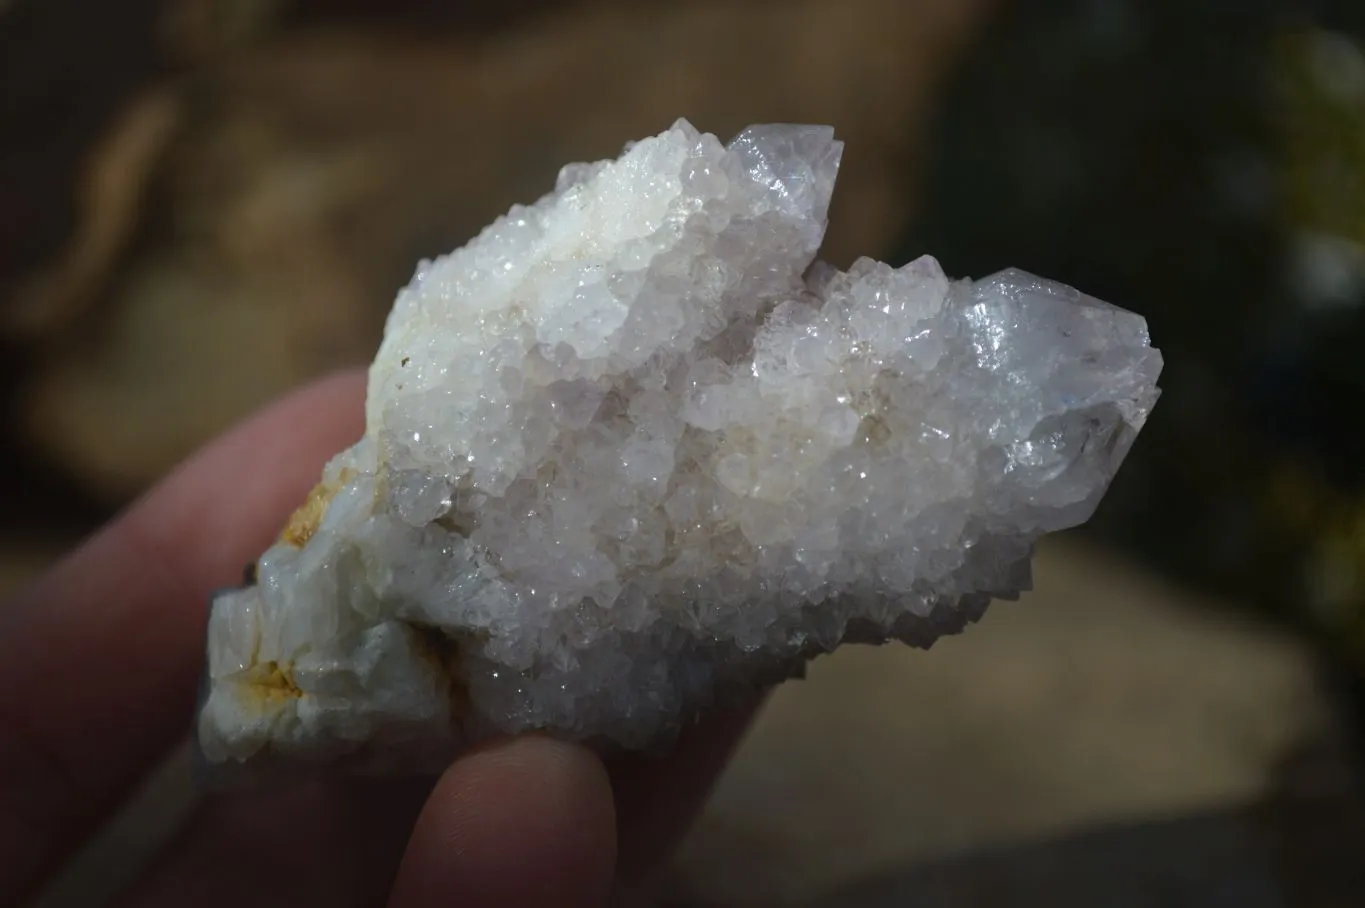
top-left (0, 371), bottom-right (758, 907)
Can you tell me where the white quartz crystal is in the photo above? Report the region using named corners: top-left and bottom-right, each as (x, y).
top-left (196, 120), bottom-right (1161, 775)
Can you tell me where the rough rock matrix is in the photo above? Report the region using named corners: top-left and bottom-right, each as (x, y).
top-left (196, 120), bottom-right (1162, 776)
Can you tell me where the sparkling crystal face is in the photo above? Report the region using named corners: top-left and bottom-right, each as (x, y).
top-left (196, 120), bottom-right (1161, 775)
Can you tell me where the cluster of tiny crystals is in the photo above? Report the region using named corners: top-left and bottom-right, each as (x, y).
top-left (196, 120), bottom-right (1162, 774)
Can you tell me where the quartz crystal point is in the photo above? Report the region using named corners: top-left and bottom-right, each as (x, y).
top-left (196, 119), bottom-right (1161, 778)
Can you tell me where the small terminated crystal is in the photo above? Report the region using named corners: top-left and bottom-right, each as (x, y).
top-left (196, 120), bottom-right (1161, 777)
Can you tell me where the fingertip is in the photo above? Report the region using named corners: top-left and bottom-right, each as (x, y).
top-left (389, 736), bottom-right (616, 908)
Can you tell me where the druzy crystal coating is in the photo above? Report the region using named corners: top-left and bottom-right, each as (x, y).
top-left (196, 120), bottom-right (1161, 775)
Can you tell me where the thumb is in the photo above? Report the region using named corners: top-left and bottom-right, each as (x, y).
top-left (388, 736), bottom-right (616, 908)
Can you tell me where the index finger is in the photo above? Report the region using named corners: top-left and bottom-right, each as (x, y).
top-left (0, 370), bottom-right (366, 904)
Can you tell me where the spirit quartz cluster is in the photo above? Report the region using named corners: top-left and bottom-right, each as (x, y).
top-left (196, 120), bottom-right (1162, 777)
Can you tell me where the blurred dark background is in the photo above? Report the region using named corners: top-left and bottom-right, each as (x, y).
top-left (5, 1), bottom-right (1365, 905)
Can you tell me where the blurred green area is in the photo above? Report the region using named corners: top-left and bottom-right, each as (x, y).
top-left (905, 0), bottom-right (1365, 691)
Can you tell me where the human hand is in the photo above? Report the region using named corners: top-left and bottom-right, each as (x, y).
top-left (0, 371), bottom-right (759, 907)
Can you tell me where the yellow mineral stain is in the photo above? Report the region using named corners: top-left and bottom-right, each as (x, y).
top-left (278, 468), bottom-right (356, 548)
top-left (236, 659), bottom-right (303, 711)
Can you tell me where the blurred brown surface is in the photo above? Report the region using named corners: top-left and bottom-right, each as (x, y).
top-left (0, 544), bottom-right (59, 598)
top-left (5, 0), bottom-right (990, 504)
top-left (669, 537), bottom-right (1363, 906)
